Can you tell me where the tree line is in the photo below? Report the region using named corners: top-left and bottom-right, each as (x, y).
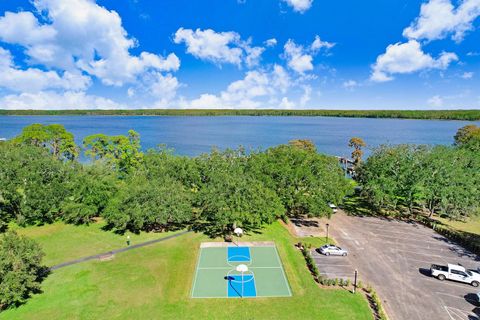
top-left (0, 124), bottom-right (350, 236)
top-left (1, 109), bottom-right (479, 120)
top-left (356, 124), bottom-right (480, 220)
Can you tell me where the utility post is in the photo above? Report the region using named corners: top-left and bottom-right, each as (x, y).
top-left (353, 269), bottom-right (358, 294)
top-left (326, 223), bottom-right (330, 243)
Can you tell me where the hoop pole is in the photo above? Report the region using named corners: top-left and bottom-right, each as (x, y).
top-left (242, 271), bottom-right (244, 298)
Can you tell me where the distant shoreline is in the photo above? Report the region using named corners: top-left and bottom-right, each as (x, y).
top-left (0, 109), bottom-right (479, 121)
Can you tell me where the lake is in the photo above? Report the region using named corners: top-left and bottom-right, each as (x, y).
top-left (1, 116), bottom-right (478, 157)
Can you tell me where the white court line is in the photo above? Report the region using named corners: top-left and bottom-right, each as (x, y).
top-left (198, 266), bottom-right (282, 270)
top-left (191, 247), bottom-right (203, 297)
top-left (273, 245), bottom-right (292, 297)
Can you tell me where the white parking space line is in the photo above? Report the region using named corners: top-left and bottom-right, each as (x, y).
top-left (444, 306), bottom-right (478, 320)
top-left (435, 291), bottom-right (476, 304)
top-left (418, 276), bottom-right (475, 290)
top-left (404, 256), bottom-right (443, 266)
top-left (392, 248), bottom-right (450, 261)
top-left (369, 232), bottom-right (443, 244)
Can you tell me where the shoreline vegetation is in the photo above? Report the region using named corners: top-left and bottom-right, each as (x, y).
top-left (0, 109), bottom-right (479, 120)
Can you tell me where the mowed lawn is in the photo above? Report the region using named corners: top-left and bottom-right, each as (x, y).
top-left (11, 220), bottom-right (180, 266)
top-left (0, 221), bottom-right (373, 320)
top-left (435, 215), bottom-right (480, 235)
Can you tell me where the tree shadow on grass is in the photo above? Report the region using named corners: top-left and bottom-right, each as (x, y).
top-left (190, 221), bottom-right (263, 239)
top-left (101, 221), bottom-right (191, 235)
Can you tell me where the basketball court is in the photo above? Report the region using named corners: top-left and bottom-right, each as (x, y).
top-left (191, 242), bottom-right (292, 298)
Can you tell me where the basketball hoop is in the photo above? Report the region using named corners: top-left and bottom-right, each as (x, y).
top-left (236, 264), bottom-right (249, 298)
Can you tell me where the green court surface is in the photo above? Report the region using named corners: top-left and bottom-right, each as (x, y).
top-left (191, 243), bottom-right (292, 298)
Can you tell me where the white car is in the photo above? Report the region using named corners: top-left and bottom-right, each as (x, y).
top-left (328, 203), bottom-right (338, 213)
top-left (318, 244), bottom-right (347, 256)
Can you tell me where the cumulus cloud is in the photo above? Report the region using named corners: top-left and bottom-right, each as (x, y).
top-left (265, 38), bottom-right (278, 47)
top-left (403, 0), bottom-right (480, 42)
top-left (428, 95), bottom-right (444, 107)
top-left (461, 71), bottom-right (474, 79)
top-left (174, 28), bottom-right (264, 68)
top-left (0, 0), bottom-right (180, 86)
top-left (0, 91), bottom-right (121, 110)
top-left (0, 47), bottom-right (90, 92)
top-left (282, 0), bottom-right (313, 13)
top-left (283, 36), bottom-right (334, 74)
top-left (371, 0), bottom-right (478, 83)
top-left (185, 65), bottom-right (294, 109)
top-left (371, 40), bottom-right (458, 82)
top-left (343, 80), bottom-right (358, 89)
top-left (310, 35), bottom-right (335, 52)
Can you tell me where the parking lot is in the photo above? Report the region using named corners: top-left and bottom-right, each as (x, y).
top-left (317, 212), bottom-right (480, 320)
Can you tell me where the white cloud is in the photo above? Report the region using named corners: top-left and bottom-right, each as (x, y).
top-left (265, 38), bottom-right (277, 47)
top-left (0, 0), bottom-right (179, 86)
top-left (282, 0), bottom-right (313, 13)
top-left (243, 45), bottom-right (265, 68)
top-left (174, 28), bottom-right (264, 68)
top-left (174, 28), bottom-right (242, 66)
top-left (343, 80), bottom-right (358, 89)
top-left (283, 36), bottom-right (334, 74)
top-left (371, 40), bottom-right (458, 82)
top-left (299, 85), bottom-right (312, 106)
top-left (279, 97), bottom-right (295, 108)
top-left (0, 47), bottom-right (90, 92)
top-left (185, 65), bottom-right (294, 109)
top-left (0, 91), bottom-right (121, 110)
top-left (310, 35), bottom-right (335, 52)
top-left (403, 0), bottom-right (480, 42)
top-left (0, 11), bottom-right (56, 45)
top-left (461, 71), bottom-right (474, 79)
top-left (428, 95), bottom-right (444, 107)
top-left (147, 73), bottom-right (180, 101)
top-left (182, 64), bottom-right (317, 109)
top-left (284, 40), bottom-right (314, 74)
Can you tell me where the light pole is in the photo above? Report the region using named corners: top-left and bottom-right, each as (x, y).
top-left (353, 269), bottom-right (358, 294)
top-left (326, 223), bottom-right (330, 243)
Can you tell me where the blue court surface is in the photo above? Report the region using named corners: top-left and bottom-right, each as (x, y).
top-left (227, 275), bottom-right (256, 297)
top-left (227, 246), bottom-right (251, 262)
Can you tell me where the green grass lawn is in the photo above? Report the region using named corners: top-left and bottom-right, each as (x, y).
top-left (1, 221), bottom-right (373, 320)
top-left (11, 220), bottom-right (179, 266)
top-left (435, 215), bottom-right (480, 235)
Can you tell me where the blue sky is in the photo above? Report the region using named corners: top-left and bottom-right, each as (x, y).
top-left (0, 0), bottom-right (479, 109)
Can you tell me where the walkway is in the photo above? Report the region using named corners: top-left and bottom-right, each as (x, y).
top-left (50, 230), bottom-right (191, 270)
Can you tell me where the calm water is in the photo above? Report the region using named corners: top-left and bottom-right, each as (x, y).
top-left (0, 116), bottom-right (478, 157)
